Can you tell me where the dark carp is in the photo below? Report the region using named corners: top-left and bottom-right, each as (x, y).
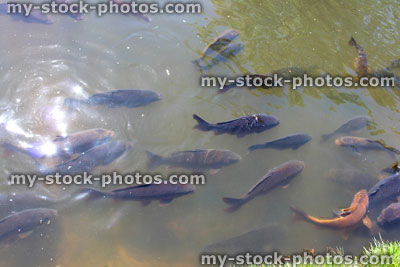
top-left (0, 208), bottom-right (57, 242)
top-left (325, 169), bottom-right (378, 191)
top-left (146, 149), bottom-right (241, 172)
top-left (321, 116), bottom-right (371, 141)
top-left (4, 128), bottom-right (114, 159)
top-left (38, 140), bottom-right (131, 175)
top-left (335, 136), bottom-right (400, 156)
top-left (291, 190), bottom-right (372, 232)
top-left (193, 29), bottom-right (239, 66)
top-left (349, 36), bottom-right (369, 77)
top-left (193, 114), bottom-right (280, 138)
top-left (0, 4), bottom-right (53, 24)
top-left (197, 43), bottom-right (244, 71)
top-left (377, 202), bottom-right (400, 228)
top-left (203, 224), bottom-right (284, 254)
top-left (368, 173), bottom-right (400, 205)
top-left (64, 89), bottom-right (161, 109)
top-left (223, 160), bottom-right (305, 213)
top-left (248, 133), bottom-right (311, 151)
top-left (81, 183), bottom-right (195, 206)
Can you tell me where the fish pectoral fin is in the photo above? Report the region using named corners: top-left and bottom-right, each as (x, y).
top-left (159, 198), bottom-right (173, 207)
top-left (18, 230), bottom-right (34, 239)
top-left (141, 201), bottom-right (152, 207)
top-left (209, 169), bottom-right (220, 175)
top-left (332, 208), bottom-right (345, 217)
top-left (362, 216), bottom-right (373, 230)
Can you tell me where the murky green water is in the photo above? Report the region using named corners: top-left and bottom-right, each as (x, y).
top-left (0, 0), bottom-right (400, 266)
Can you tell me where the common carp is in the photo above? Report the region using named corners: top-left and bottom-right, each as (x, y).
top-left (64, 89), bottom-right (161, 109)
top-left (377, 202), bottom-right (400, 228)
top-left (4, 128), bottom-right (114, 159)
top-left (248, 133), bottom-right (311, 151)
top-left (290, 190), bottom-right (372, 232)
top-left (197, 43), bottom-right (244, 71)
top-left (349, 36), bottom-right (369, 77)
top-left (193, 114), bottom-right (280, 138)
top-left (0, 4), bottom-right (53, 24)
top-left (223, 160), bottom-right (305, 213)
top-left (368, 173), bottom-right (400, 205)
top-left (146, 149), bottom-right (241, 172)
top-left (193, 29), bottom-right (239, 66)
top-left (38, 140), bottom-right (131, 175)
top-left (325, 169), bottom-right (378, 191)
top-left (335, 136), bottom-right (400, 156)
top-left (203, 223), bottom-right (284, 254)
top-left (81, 183), bottom-right (195, 206)
top-left (0, 208), bottom-right (57, 242)
top-left (321, 116), bottom-right (371, 141)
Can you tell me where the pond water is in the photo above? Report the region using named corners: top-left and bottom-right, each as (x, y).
top-left (0, 0), bottom-right (399, 266)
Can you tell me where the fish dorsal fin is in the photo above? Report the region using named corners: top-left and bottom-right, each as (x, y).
top-left (248, 173), bottom-right (272, 194)
top-left (112, 184), bottom-right (152, 193)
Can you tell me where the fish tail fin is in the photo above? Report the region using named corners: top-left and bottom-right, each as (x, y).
top-left (79, 188), bottom-right (106, 201)
top-left (193, 114), bottom-right (212, 131)
top-left (222, 197), bottom-right (245, 213)
top-left (348, 36), bottom-right (357, 48)
top-left (290, 206), bottom-right (309, 221)
top-left (321, 133), bottom-right (334, 142)
top-left (146, 151), bottom-right (164, 170)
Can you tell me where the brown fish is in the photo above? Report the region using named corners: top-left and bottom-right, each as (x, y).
top-left (223, 160), bottom-right (305, 212)
top-left (290, 190), bottom-right (373, 235)
top-left (335, 136), bottom-right (400, 156)
top-left (377, 202), bottom-right (400, 228)
top-left (348, 36), bottom-right (369, 78)
top-left (0, 208), bottom-right (57, 242)
top-left (146, 149), bottom-right (241, 172)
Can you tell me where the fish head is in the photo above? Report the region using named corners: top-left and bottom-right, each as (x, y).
top-left (255, 114), bottom-right (280, 129)
top-left (142, 90), bottom-right (162, 104)
top-left (223, 151), bottom-right (241, 165)
top-left (335, 136), bottom-right (358, 146)
top-left (353, 189), bottom-right (369, 208)
top-left (290, 160), bottom-right (305, 175)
